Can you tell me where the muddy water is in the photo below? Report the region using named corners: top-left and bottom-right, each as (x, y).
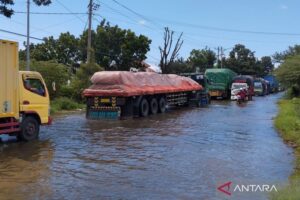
top-left (0, 93), bottom-right (294, 200)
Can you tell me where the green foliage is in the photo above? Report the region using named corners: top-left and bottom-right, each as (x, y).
top-left (225, 44), bottom-right (261, 75)
top-left (50, 97), bottom-right (84, 114)
top-left (275, 55), bottom-right (300, 97)
top-left (20, 60), bottom-right (69, 98)
top-left (188, 48), bottom-right (216, 72)
top-left (20, 32), bottom-right (80, 67)
top-left (71, 62), bottom-right (103, 101)
top-left (272, 99), bottom-right (300, 200)
top-left (273, 45), bottom-right (300, 63)
top-left (164, 58), bottom-right (194, 74)
top-left (0, 0), bottom-right (51, 18)
top-left (261, 56), bottom-right (274, 72)
top-left (0, 0), bottom-right (14, 17)
top-left (79, 19), bottom-right (151, 71)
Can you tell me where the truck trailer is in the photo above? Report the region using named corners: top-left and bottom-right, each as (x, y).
top-left (263, 75), bottom-right (279, 93)
top-left (83, 71), bottom-right (203, 119)
top-left (0, 40), bottom-right (51, 141)
top-left (205, 68), bottom-right (237, 99)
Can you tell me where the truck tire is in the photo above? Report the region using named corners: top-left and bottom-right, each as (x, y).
top-left (158, 97), bottom-right (166, 113)
top-left (18, 116), bottom-right (40, 141)
top-left (139, 98), bottom-right (149, 117)
top-left (150, 98), bottom-right (158, 114)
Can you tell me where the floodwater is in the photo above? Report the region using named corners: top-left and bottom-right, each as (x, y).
top-left (0, 93), bottom-right (294, 200)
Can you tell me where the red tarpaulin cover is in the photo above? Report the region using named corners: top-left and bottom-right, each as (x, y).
top-left (83, 71), bottom-right (203, 97)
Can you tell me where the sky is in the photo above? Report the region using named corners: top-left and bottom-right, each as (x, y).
top-left (1, 0), bottom-right (300, 65)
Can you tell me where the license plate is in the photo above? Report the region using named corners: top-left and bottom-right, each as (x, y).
top-left (210, 91), bottom-right (219, 96)
top-left (100, 98), bottom-right (110, 103)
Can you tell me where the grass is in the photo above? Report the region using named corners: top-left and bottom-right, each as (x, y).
top-left (270, 98), bottom-right (300, 200)
top-left (50, 97), bottom-right (85, 114)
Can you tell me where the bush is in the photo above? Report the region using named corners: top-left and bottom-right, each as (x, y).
top-left (50, 97), bottom-right (84, 114)
top-left (275, 55), bottom-right (300, 98)
top-left (58, 85), bottom-right (74, 98)
top-left (71, 62), bottom-right (103, 101)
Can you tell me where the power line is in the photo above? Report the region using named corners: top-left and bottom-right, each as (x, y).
top-left (103, 0), bottom-right (162, 30)
top-left (56, 0), bottom-right (86, 23)
top-left (0, 29), bottom-right (43, 41)
top-left (14, 11), bottom-right (88, 15)
top-left (145, 17), bottom-right (300, 37)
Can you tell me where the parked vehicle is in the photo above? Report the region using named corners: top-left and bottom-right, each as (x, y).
top-left (263, 75), bottom-right (279, 93)
top-left (180, 73), bottom-right (210, 106)
top-left (254, 78), bottom-right (266, 96)
top-left (0, 40), bottom-right (51, 141)
top-left (231, 82), bottom-right (249, 101)
top-left (205, 68), bottom-right (237, 99)
top-left (232, 75), bottom-right (254, 100)
top-left (264, 80), bottom-right (271, 95)
top-left (83, 71), bottom-right (203, 119)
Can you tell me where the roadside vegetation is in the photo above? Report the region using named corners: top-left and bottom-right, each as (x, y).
top-left (270, 46), bottom-right (300, 200)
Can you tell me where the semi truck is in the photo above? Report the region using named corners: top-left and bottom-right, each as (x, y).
top-left (263, 75), bottom-right (279, 93)
top-left (205, 68), bottom-right (237, 99)
top-left (231, 75), bottom-right (254, 100)
top-left (0, 40), bottom-right (51, 141)
top-left (83, 71), bottom-right (203, 119)
top-left (180, 72), bottom-right (211, 105)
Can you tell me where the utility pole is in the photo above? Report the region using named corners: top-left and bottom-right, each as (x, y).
top-left (221, 47), bottom-right (223, 68)
top-left (217, 47), bottom-right (220, 68)
top-left (87, 0), bottom-right (93, 64)
top-left (26, 0), bottom-right (30, 71)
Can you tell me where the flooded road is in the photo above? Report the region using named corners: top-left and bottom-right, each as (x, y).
top-left (0, 93), bottom-right (294, 200)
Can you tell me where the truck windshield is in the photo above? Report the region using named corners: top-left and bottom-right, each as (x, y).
top-left (254, 82), bottom-right (262, 88)
top-left (232, 84), bottom-right (247, 89)
top-left (23, 78), bottom-right (46, 96)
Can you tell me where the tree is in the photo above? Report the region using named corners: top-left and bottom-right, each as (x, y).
top-left (225, 44), bottom-right (258, 75)
top-left (55, 32), bottom-right (80, 65)
top-left (0, 0), bottom-right (51, 18)
top-left (275, 55), bottom-right (300, 97)
top-left (79, 19), bottom-right (151, 71)
top-left (162, 58), bottom-right (193, 74)
top-left (273, 45), bottom-right (300, 63)
top-left (20, 32), bottom-right (80, 67)
top-left (188, 48), bottom-right (216, 72)
top-left (261, 56), bottom-right (274, 73)
top-left (72, 62), bottom-right (103, 101)
top-left (159, 27), bottom-right (183, 74)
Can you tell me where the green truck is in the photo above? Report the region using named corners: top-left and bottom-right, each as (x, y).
top-left (205, 68), bottom-right (237, 99)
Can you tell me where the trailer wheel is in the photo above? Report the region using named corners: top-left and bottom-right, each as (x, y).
top-left (158, 97), bottom-right (166, 113)
top-left (18, 116), bottom-right (40, 141)
top-left (139, 98), bottom-right (149, 117)
top-left (150, 98), bottom-right (158, 114)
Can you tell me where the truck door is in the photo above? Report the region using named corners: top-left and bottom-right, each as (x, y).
top-left (20, 73), bottom-right (50, 124)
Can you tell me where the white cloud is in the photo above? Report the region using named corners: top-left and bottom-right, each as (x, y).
top-left (279, 5), bottom-right (288, 10)
top-left (138, 20), bottom-right (146, 26)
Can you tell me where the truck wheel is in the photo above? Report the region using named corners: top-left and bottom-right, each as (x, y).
top-left (158, 97), bottom-right (166, 113)
top-left (18, 116), bottom-right (40, 141)
top-left (150, 98), bottom-right (158, 114)
top-left (139, 98), bottom-right (149, 117)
